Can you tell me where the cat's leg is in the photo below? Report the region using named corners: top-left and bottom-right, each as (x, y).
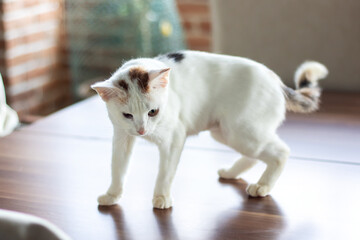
top-left (224, 126), bottom-right (289, 197)
top-left (218, 156), bottom-right (258, 179)
top-left (153, 127), bottom-right (186, 209)
top-left (246, 136), bottom-right (290, 197)
top-left (98, 130), bottom-right (136, 206)
top-left (211, 128), bottom-right (258, 179)
top-left (210, 127), bottom-right (227, 145)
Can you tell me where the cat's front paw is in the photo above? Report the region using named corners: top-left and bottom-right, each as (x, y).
top-left (152, 195), bottom-right (172, 209)
top-left (98, 193), bottom-right (120, 206)
top-left (246, 183), bottom-right (270, 197)
top-left (218, 168), bottom-right (238, 179)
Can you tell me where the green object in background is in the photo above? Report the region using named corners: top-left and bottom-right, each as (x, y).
top-left (65, 0), bottom-right (186, 99)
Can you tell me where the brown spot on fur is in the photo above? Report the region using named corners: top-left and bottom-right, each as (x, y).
top-left (299, 78), bottom-right (311, 88)
top-left (118, 96), bottom-right (128, 104)
top-left (129, 67), bottom-right (149, 93)
top-left (296, 72), bottom-right (314, 89)
top-left (117, 80), bottom-right (129, 92)
top-left (282, 85), bottom-right (320, 113)
top-left (167, 52), bottom-right (184, 62)
top-left (299, 87), bottom-right (320, 100)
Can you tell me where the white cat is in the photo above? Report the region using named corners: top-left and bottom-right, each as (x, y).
top-left (92, 51), bottom-right (328, 209)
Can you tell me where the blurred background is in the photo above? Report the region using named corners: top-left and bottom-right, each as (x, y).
top-left (0, 0), bottom-right (359, 122)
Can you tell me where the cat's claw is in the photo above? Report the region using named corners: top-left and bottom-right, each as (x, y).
top-left (98, 193), bottom-right (120, 206)
top-left (152, 195), bottom-right (172, 209)
top-left (246, 183), bottom-right (270, 197)
top-left (218, 168), bottom-right (238, 179)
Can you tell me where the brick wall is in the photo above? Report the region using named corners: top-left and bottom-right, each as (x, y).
top-left (0, 0), bottom-right (211, 117)
top-left (176, 0), bottom-right (212, 51)
top-left (0, 0), bottom-right (71, 117)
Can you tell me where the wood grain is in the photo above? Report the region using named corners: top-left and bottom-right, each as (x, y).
top-left (0, 91), bottom-right (359, 240)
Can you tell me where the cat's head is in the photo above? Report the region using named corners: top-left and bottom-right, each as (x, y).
top-left (91, 65), bottom-right (170, 136)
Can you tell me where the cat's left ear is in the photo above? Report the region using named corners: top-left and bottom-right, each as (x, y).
top-left (148, 68), bottom-right (170, 90)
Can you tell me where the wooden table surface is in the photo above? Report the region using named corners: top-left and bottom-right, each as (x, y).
top-left (0, 92), bottom-right (359, 240)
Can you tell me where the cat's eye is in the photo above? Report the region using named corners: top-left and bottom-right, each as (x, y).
top-left (148, 109), bottom-right (159, 117)
top-left (123, 113), bottom-right (133, 119)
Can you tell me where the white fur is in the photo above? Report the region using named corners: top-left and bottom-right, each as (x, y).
top-left (93, 51), bottom-right (319, 209)
top-left (294, 61), bottom-right (328, 88)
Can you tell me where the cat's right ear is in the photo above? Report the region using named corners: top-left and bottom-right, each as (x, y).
top-left (91, 81), bottom-right (119, 102)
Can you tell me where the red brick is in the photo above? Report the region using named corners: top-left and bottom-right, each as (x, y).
top-left (3, 11), bottom-right (60, 31)
top-left (11, 32), bottom-right (58, 49)
top-left (1, 0), bottom-right (71, 116)
top-left (177, 3), bottom-right (209, 14)
top-left (186, 36), bottom-right (211, 51)
top-left (176, 0), bottom-right (208, 2)
top-left (181, 20), bottom-right (193, 31)
top-left (176, 0), bottom-right (212, 51)
top-left (0, 58), bottom-right (5, 68)
top-left (8, 78), bottom-right (69, 102)
top-left (3, 0), bottom-right (60, 12)
top-left (29, 86), bottom-right (71, 115)
top-left (200, 21), bottom-right (211, 34)
top-left (9, 78), bottom-right (71, 115)
top-left (8, 64), bottom-right (62, 86)
top-left (4, 47), bottom-right (59, 68)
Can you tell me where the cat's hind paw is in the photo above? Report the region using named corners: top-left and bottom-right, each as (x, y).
top-left (246, 183), bottom-right (270, 197)
top-left (218, 168), bottom-right (238, 179)
top-left (152, 195), bottom-right (172, 209)
top-left (98, 193), bottom-right (120, 206)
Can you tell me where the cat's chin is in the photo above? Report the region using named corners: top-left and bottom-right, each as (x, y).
top-left (129, 132), bottom-right (149, 137)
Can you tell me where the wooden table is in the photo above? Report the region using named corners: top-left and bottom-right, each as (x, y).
top-left (0, 92), bottom-right (359, 240)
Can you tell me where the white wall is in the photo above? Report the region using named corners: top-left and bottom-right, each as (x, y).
top-left (210, 0), bottom-right (360, 91)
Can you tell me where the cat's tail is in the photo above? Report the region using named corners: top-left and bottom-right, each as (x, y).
top-left (282, 61), bottom-right (328, 113)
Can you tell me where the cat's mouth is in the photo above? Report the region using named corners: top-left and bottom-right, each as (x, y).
top-left (129, 130), bottom-right (148, 137)
top-left (137, 129), bottom-right (146, 136)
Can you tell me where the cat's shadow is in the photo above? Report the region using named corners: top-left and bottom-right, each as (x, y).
top-left (98, 205), bottom-right (136, 240)
top-left (97, 180), bottom-right (285, 240)
top-left (98, 204), bottom-right (179, 240)
top-left (212, 178), bottom-right (286, 239)
top-left (152, 208), bottom-right (179, 240)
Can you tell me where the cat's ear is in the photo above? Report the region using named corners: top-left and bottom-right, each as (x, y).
top-left (91, 81), bottom-right (121, 102)
top-left (148, 68), bottom-right (170, 90)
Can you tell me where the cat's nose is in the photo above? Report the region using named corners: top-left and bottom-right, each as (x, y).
top-left (137, 128), bottom-right (145, 135)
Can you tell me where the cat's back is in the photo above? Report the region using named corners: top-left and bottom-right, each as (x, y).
top-left (157, 50), bottom-right (261, 73)
top-left (154, 50), bottom-right (287, 135)
top-left (157, 50), bottom-right (274, 97)
top-left (157, 50), bottom-right (268, 84)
